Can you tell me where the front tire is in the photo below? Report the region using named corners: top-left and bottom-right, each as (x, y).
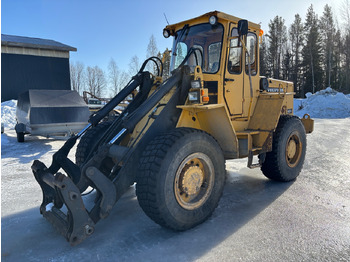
top-left (136, 128), bottom-right (225, 231)
top-left (75, 121), bottom-right (112, 167)
top-left (261, 115), bottom-right (306, 182)
top-left (75, 121), bottom-right (114, 192)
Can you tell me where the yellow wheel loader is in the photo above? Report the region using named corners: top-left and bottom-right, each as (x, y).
top-left (32, 11), bottom-right (314, 245)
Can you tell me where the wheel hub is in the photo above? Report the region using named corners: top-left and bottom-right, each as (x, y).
top-left (174, 154), bottom-right (215, 210)
top-left (285, 133), bottom-right (302, 168)
top-left (287, 139), bottom-right (297, 159)
top-left (181, 165), bottom-right (204, 196)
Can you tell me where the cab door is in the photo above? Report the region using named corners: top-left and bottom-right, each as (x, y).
top-left (242, 31), bottom-right (259, 117)
top-left (224, 25), bottom-right (244, 116)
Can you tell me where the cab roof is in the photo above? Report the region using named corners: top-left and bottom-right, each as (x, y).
top-left (164, 11), bottom-right (261, 32)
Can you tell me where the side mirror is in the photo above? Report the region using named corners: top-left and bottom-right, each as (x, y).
top-left (238, 20), bottom-right (248, 36)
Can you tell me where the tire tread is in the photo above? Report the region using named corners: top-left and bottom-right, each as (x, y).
top-left (136, 128), bottom-right (224, 230)
top-left (261, 115), bottom-right (306, 182)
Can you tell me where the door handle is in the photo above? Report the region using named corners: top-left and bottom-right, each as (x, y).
top-left (224, 78), bottom-right (235, 82)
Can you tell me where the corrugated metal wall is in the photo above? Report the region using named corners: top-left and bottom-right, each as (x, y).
top-left (1, 53), bottom-right (71, 102)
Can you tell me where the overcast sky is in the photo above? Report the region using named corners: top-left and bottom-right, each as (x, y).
top-left (1, 0), bottom-right (346, 74)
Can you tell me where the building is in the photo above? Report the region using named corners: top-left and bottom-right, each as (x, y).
top-left (1, 34), bottom-right (77, 102)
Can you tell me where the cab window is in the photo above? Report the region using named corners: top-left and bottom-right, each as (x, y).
top-left (227, 28), bottom-right (242, 74)
top-left (208, 42), bottom-right (221, 73)
top-left (245, 32), bottom-right (257, 75)
top-left (174, 42), bottom-right (187, 69)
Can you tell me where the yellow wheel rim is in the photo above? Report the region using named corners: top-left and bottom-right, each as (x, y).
top-left (174, 153), bottom-right (215, 210)
top-left (285, 133), bottom-right (302, 168)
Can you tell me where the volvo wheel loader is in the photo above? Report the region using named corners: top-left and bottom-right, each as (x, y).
top-left (32, 11), bottom-right (314, 245)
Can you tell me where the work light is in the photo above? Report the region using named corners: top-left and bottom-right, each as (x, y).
top-left (191, 80), bottom-right (201, 89)
top-left (209, 16), bottom-right (217, 25)
top-left (163, 29), bottom-right (170, 38)
top-left (188, 91), bottom-right (200, 102)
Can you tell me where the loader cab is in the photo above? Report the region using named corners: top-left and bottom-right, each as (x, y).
top-left (164, 11), bottom-right (262, 118)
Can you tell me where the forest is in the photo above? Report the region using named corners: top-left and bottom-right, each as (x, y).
top-left (260, 3), bottom-right (350, 97)
top-left (70, 3), bottom-right (350, 98)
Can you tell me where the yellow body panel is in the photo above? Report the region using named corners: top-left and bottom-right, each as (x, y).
top-left (248, 94), bottom-right (285, 131)
top-left (177, 104), bottom-right (238, 158)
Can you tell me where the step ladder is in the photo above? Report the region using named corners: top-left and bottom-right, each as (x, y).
top-left (236, 131), bottom-right (262, 169)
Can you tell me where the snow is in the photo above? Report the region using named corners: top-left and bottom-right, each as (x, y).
top-left (1, 100), bottom-right (17, 130)
top-left (294, 87), bottom-right (350, 119)
top-left (2, 120), bottom-right (350, 261)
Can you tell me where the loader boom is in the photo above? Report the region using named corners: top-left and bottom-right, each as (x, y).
top-left (32, 61), bottom-right (191, 245)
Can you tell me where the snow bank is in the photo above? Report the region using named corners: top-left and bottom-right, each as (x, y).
top-left (1, 100), bottom-right (17, 129)
top-left (294, 87), bottom-right (350, 119)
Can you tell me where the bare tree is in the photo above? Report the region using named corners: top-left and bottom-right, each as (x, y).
top-left (86, 66), bottom-right (106, 97)
top-left (108, 58), bottom-right (120, 94)
top-left (128, 55), bottom-right (140, 76)
top-left (108, 58), bottom-right (130, 96)
top-left (146, 35), bottom-right (160, 74)
top-left (70, 61), bottom-right (85, 95)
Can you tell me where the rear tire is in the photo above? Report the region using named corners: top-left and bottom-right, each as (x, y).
top-left (261, 115), bottom-right (306, 182)
top-left (17, 132), bottom-right (25, 143)
top-left (136, 128), bottom-right (225, 231)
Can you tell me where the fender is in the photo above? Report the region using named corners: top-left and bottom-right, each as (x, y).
top-left (176, 104), bottom-right (239, 159)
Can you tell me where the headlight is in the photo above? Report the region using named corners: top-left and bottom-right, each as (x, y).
top-left (188, 91), bottom-right (200, 102)
top-left (191, 80), bottom-right (201, 89)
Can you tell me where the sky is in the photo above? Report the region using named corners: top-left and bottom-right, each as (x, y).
top-left (1, 0), bottom-right (345, 75)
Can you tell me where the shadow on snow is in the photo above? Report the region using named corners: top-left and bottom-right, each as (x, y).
top-left (1, 170), bottom-right (292, 262)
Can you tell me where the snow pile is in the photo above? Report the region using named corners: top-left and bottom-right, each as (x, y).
top-left (1, 100), bottom-right (17, 129)
top-left (1, 133), bottom-right (10, 145)
top-left (294, 87), bottom-right (350, 119)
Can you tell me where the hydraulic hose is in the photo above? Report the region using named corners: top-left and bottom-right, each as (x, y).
top-left (88, 75), bottom-right (142, 126)
top-left (122, 69), bottom-right (182, 131)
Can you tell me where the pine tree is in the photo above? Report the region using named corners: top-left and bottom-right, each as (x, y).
top-left (259, 36), bottom-right (269, 76)
top-left (344, 33), bottom-right (350, 93)
top-left (302, 5), bottom-right (324, 95)
top-left (161, 48), bottom-right (171, 80)
top-left (320, 4), bottom-right (336, 88)
top-left (267, 16), bottom-right (287, 79)
top-left (341, 0), bottom-right (350, 93)
top-left (282, 49), bottom-right (292, 80)
top-left (289, 14), bottom-right (304, 96)
top-left (333, 30), bottom-right (342, 91)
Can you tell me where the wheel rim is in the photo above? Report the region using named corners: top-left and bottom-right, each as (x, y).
top-left (285, 132), bottom-right (303, 168)
top-left (174, 153), bottom-right (215, 210)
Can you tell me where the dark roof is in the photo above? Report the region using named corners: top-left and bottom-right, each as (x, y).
top-left (1, 34), bottom-right (77, 52)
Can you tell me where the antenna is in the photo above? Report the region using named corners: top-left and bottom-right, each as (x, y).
top-left (163, 13), bottom-right (170, 25)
